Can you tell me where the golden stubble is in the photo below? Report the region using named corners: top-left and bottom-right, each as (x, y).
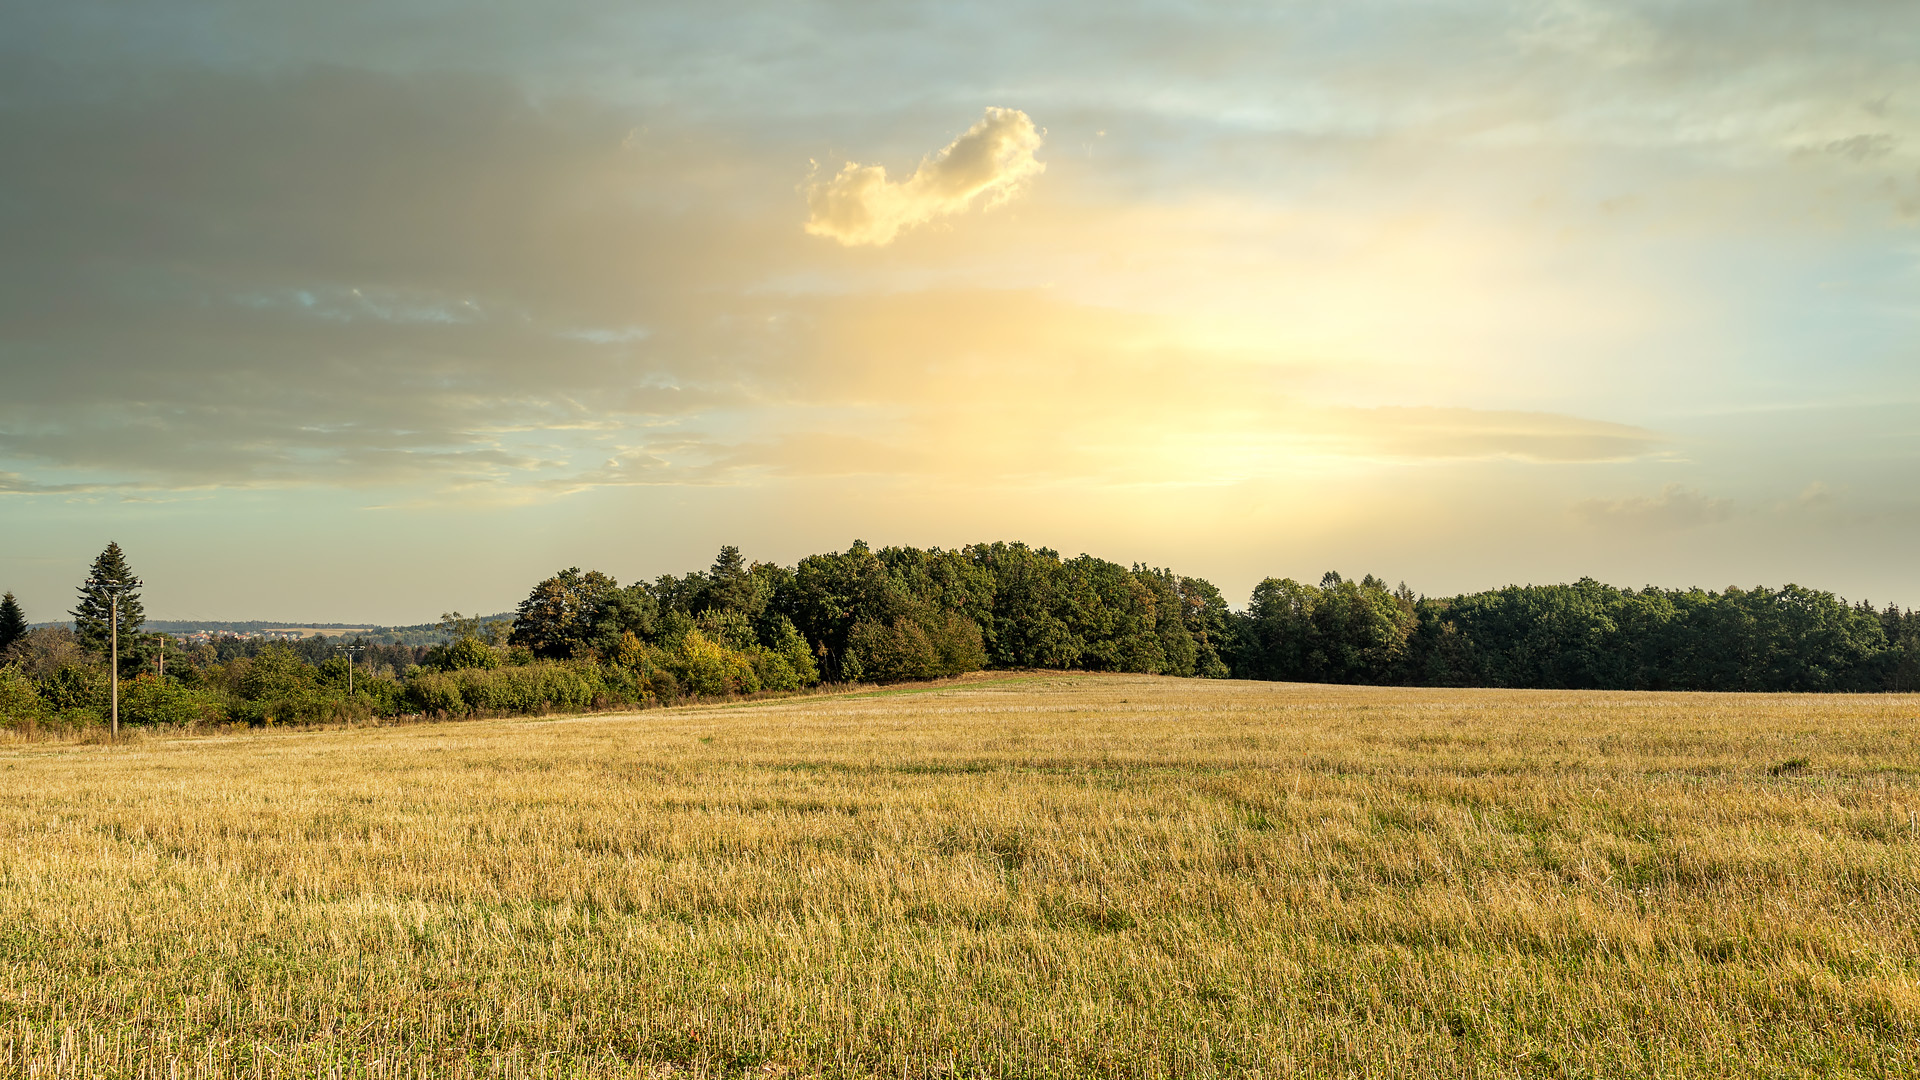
top-left (1, 675), bottom-right (1917, 1077)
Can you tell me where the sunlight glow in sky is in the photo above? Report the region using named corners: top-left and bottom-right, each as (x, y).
top-left (2, 0), bottom-right (1917, 622)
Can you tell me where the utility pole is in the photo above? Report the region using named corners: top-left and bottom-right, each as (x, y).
top-left (96, 575), bottom-right (142, 743)
top-left (110, 592), bottom-right (119, 742)
top-left (340, 642), bottom-right (366, 695)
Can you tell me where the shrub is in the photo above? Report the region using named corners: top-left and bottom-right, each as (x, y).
top-left (610, 631), bottom-right (658, 672)
top-left (352, 676), bottom-right (409, 717)
top-left (120, 674), bottom-right (225, 726)
top-left (460, 663), bottom-right (599, 713)
top-left (236, 644), bottom-right (313, 700)
top-left (668, 630), bottom-right (759, 698)
top-left (760, 619), bottom-right (821, 689)
top-left (407, 671), bottom-right (467, 716)
top-left (845, 619), bottom-right (933, 683)
top-left (407, 662), bottom-right (608, 717)
top-left (219, 643), bottom-right (382, 725)
top-left (751, 649), bottom-right (809, 693)
top-left (423, 636), bottom-right (501, 672)
top-left (845, 613), bottom-right (984, 683)
top-left (0, 665), bottom-right (45, 727)
top-left (645, 667), bottom-right (681, 703)
top-left (38, 664), bottom-right (104, 714)
top-left (926, 612), bottom-right (987, 677)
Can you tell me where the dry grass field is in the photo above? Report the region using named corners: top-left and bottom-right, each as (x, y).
top-left (2, 674), bottom-right (1918, 1078)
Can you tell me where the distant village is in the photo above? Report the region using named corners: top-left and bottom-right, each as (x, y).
top-left (166, 628), bottom-right (376, 645)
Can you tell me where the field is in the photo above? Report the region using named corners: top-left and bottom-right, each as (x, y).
top-left (2, 675), bottom-right (1918, 1078)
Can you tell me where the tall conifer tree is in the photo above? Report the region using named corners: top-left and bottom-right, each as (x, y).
top-left (72, 542), bottom-right (144, 652)
top-left (0, 592), bottom-right (25, 653)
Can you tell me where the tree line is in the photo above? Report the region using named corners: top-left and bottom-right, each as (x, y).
top-left (3, 540), bottom-right (1918, 731)
top-left (1236, 572), bottom-right (1920, 692)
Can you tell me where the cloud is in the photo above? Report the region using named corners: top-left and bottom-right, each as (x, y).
top-left (804, 107), bottom-right (1044, 246)
top-left (1796, 481), bottom-right (1839, 508)
top-left (1327, 408), bottom-right (1664, 463)
top-left (0, 471), bottom-right (122, 495)
top-left (0, 67), bottom-right (805, 496)
top-left (1571, 484), bottom-right (1732, 531)
top-left (1823, 134), bottom-right (1896, 161)
top-left (1511, 0), bottom-right (1655, 68)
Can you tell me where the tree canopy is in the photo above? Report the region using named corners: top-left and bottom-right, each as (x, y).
top-left (1232, 574), bottom-right (1914, 693)
top-left (71, 542), bottom-right (143, 653)
top-left (0, 593), bottom-right (25, 654)
top-left (507, 568), bottom-right (619, 659)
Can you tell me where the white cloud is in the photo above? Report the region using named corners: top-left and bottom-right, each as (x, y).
top-left (1511, 0), bottom-right (1656, 68)
top-left (804, 107), bottom-right (1045, 247)
top-left (1571, 484), bottom-right (1732, 532)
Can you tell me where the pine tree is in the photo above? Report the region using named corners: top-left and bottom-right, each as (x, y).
top-left (0, 592), bottom-right (25, 654)
top-left (72, 542), bottom-right (144, 652)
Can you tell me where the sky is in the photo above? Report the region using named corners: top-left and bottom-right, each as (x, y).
top-left (2, 0), bottom-right (1917, 624)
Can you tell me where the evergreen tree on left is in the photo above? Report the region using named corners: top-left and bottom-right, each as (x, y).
top-left (0, 592), bottom-right (25, 653)
top-left (72, 542), bottom-right (144, 652)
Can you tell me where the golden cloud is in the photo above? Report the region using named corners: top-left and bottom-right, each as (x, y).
top-left (804, 107), bottom-right (1045, 246)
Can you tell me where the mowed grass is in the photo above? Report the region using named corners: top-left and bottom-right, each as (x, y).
top-left (2, 676), bottom-right (1919, 1078)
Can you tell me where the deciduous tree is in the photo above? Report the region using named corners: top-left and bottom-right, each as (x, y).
top-left (509, 568), bottom-right (619, 659)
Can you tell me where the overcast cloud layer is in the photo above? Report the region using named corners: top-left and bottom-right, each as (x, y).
top-left (2, 0), bottom-right (1917, 621)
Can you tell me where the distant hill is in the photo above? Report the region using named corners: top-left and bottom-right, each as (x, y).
top-left (144, 620), bottom-right (382, 635)
top-left (31, 614), bottom-right (514, 646)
